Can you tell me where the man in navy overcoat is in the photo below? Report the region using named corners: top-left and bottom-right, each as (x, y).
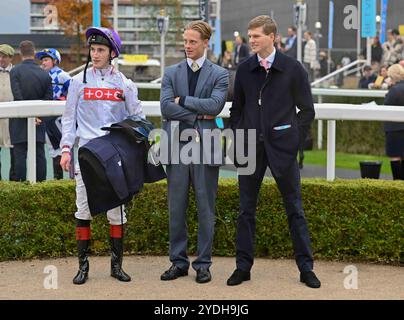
top-left (227, 15), bottom-right (321, 289)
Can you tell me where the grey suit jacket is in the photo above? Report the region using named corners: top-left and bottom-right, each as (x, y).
top-left (160, 59), bottom-right (229, 165)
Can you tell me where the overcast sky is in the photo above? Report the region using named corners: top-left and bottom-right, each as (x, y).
top-left (0, 0), bottom-right (30, 34)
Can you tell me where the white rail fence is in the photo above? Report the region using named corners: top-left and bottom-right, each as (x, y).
top-left (1, 99), bottom-right (403, 183)
top-left (132, 85), bottom-right (389, 150)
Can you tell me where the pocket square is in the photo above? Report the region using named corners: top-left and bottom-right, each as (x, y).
top-left (273, 124), bottom-right (291, 131)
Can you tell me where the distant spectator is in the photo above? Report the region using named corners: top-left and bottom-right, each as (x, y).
top-left (217, 40), bottom-right (227, 67)
top-left (0, 44), bottom-right (15, 181)
top-left (318, 51), bottom-right (328, 77)
top-left (382, 29), bottom-right (403, 66)
top-left (284, 26), bottom-right (297, 59)
top-left (383, 64), bottom-right (404, 179)
top-left (35, 48), bottom-right (71, 180)
top-left (362, 36), bottom-right (383, 66)
top-left (218, 50), bottom-right (235, 101)
top-left (219, 50), bottom-right (233, 69)
top-left (303, 31), bottom-right (318, 82)
top-left (371, 36), bottom-right (383, 64)
top-left (368, 65), bottom-right (391, 89)
top-left (275, 33), bottom-right (285, 52)
top-left (9, 40), bottom-right (53, 182)
top-left (358, 65), bottom-right (377, 89)
top-left (234, 35), bottom-right (249, 66)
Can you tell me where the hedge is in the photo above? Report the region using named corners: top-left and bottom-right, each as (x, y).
top-left (0, 179), bottom-right (402, 263)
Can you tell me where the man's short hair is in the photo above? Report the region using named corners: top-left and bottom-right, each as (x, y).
top-left (19, 40), bottom-right (35, 57)
top-left (248, 15), bottom-right (277, 36)
top-left (362, 65), bottom-right (372, 72)
top-left (289, 26), bottom-right (297, 33)
top-left (184, 20), bottom-right (212, 41)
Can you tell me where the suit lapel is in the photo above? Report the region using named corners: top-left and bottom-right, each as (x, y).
top-left (177, 60), bottom-right (189, 96)
top-left (194, 60), bottom-right (211, 97)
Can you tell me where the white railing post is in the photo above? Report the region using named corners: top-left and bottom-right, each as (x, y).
top-left (326, 120), bottom-right (336, 181)
top-left (317, 95), bottom-right (323, 149)
top-left (27, 117), bottom-right (37, 183)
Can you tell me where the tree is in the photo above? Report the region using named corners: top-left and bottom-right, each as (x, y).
top-left (132, 0), bottom-right (184, 52)
top-left (51, 0), bottom-right (111, 64)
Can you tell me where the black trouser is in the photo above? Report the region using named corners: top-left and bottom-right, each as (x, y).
top-left (236, 143), bottom-right (314, 273)
top-left (13, 142), bottom-right (46, 182)
top-left (52, 155), bottom-right (63, 180)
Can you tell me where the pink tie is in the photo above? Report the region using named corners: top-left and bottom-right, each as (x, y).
top-left (260, 59), bottom-right (270, 71)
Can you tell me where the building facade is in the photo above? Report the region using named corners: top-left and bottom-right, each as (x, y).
top-left (29, 0), bottom-right (219, 58)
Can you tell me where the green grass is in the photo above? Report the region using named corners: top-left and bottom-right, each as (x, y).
top-left (303, 150), bottom-right (391, 174)
top-left (0, 147), bottom-right (392, 180)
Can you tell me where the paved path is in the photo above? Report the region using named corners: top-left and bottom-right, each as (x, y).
top-left (0, 256), bottom-right (402, 300)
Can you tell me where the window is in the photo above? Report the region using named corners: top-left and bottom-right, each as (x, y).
top-left (31, 3), bottom-right (46, 15)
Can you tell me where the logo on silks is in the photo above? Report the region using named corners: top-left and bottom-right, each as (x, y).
top-left (84, 88), bottom-right (124, 101)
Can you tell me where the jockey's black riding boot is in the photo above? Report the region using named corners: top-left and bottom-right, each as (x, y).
top-left (110, 225), bottom-right (131, 282)
top-left (72, 219), bottom-right (91, 285)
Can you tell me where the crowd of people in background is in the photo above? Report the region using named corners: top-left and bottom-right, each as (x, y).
top-left (358, 28), bottom-right (404, 90)
top-left (214, 26), bottom-right (404, 92)
top-left (0, 41), bottom-right (69, 182)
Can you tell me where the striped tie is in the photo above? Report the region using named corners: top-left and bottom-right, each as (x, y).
top-left (260, 59), bottom-right (270, 71)
top-left (191, 61), bottom-right (200, 72)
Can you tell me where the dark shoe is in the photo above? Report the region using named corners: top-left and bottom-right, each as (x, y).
top-left (72, 239), bottom-right (90, 285)
top-left (110, 237), bottom-right (131, 282)
top-left (300, 271), bottom-right (321, 288)
top-left (160, 265), bottom-right (188, 281)
top-left (226, 269), bottom-right (251, 286)
top-left (196, 268), bottom-right (211, 284)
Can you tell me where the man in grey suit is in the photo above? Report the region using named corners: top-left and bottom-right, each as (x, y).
top-left (159, 20), bottom-right (229, 284)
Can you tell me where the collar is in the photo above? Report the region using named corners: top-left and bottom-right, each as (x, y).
top-left (22, 59), bottom-right (35, 64)
top-left (249, 49), bottom-right (287, 72)
top-left (186, 55), bottom-right (206, 70)
top-left (0, 64), bottom-right (12, 72)
top-left (257, 48), bottom-right (276, 68)
top-left (93, 65), bottom-right (114, 77)
top-left (49, 66), bottom-right (61, 74)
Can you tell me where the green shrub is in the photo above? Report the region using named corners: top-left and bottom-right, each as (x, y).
top-left (0, 179), bottom-right (402, 263)
top-left (312, 95), bottom-right (387, 155)
top-left (138, 88), bottom-right (160, 101)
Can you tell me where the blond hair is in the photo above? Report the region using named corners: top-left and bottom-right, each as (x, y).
top-left (387, 64), bottom-right (404, 83)
top-left (184, 20), bottom-right (212, 40)
top-left (248, 15), bottom-right (277, 36)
